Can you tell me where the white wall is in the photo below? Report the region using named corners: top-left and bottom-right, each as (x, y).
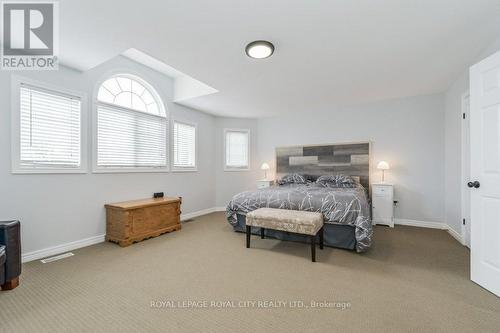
top-left (257, 94), bottom-right (445, 224)
top-left (214, 117), bottom-right (260, 207)
top-left (444, 34), bottom-right (500, 234)
top-left (5, 34), bottom-right (498, 256)
top-left (0, 56), bottom-right (216, 255)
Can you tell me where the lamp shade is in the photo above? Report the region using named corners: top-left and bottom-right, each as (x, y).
top-left (260, 162), bottom-right (270, 170)
top-left (377, 161), bottom-right (390, 170)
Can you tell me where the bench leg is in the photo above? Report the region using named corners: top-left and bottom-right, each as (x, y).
top-left (246, 225), bottom-right (251, 248)
top-left (311, 235), bottom-right (316, 262)
top-left (260, 227), bottom-right (265, 239)
top-left (319, 226), bottom-right (324, 250)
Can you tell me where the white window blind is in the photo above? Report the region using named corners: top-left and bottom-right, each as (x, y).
top-left (225, 130), bottom-right (249, 169)
top-left (96, 75), bottom-right (168, 170)
top-left (173, 121), bottom-right (196, 169)
top-left (97, 104), bottom-right (167, 168)
top-left (19, 85), bottom-right (81, 169)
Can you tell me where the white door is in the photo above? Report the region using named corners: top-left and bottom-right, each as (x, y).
top-left (470, 50), bottom-right (500, 297)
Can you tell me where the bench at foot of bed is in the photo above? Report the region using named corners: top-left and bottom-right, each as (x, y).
top-left (245, 208), bottom-right (324, 262)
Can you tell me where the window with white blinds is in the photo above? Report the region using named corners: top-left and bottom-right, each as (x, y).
top-left (17, 84), bottom-right (82, 170)
top-left (173, 121), bottom-right (196, 169)
top-left (225, 129), bottom-right (249, 170)
top-left (96, 75), bottom-right (168, 170)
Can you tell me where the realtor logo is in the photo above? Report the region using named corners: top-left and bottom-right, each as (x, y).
top-left (1, 1), bottom-right (59, 70)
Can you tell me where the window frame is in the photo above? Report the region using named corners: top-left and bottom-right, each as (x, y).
top-left (92, 72), bottom-right (170, 173)
top-left (171, 119), bottom-right (198, 172)
top-left (223, 128), bottom-right (250, 171)
top-left (11, 75), bottom-right (88, 174)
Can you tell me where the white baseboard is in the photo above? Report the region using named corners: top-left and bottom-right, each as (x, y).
top-left (447, 227), bottom-right (465, 245)
top-left (181, 206), bottom-right (226, 220)
top-left (20, 209), bottom-right (465, 264)
top-left (188, 211), bottom-right (462, 244)
top-left (21, 206), bottom-right (223, 263)
top-left (181, 207), bottom-right (218, 221)
top-left (394, 218), bottom-right (447, 230)
top-left (394, 218), bottom-right (465, 246)
top-left (22, 234), bottom-right (105, 263)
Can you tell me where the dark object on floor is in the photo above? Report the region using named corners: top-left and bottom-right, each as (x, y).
top-left (0, 220), bottom-right (21, 290)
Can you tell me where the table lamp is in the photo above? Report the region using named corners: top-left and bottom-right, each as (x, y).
top-left (261, 163), bottom-right (270, 180)
top-left (377, 161), bottom-right (390, 182)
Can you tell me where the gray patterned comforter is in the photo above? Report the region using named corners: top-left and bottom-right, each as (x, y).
top-left (226, 183), bottom-right (372, 252)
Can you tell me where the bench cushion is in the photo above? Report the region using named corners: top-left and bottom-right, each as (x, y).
top-left (246, 208), bottom-right (323, 235)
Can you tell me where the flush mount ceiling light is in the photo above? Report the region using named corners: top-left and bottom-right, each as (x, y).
top-left (245, 40), bottom-right (275, 59)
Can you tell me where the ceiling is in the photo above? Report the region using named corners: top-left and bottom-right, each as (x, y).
top-left (58, 0), bottom-right (500, 118)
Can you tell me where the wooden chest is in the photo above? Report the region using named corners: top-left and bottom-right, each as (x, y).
top-left (105, 197), bottom-right (182, 247)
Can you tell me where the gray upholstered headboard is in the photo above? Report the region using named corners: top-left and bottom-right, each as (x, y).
top-left (275, 142), bottom-right (371, 189)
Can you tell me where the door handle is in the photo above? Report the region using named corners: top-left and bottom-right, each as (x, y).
top-left (467, 181), bottom-right (480, 188)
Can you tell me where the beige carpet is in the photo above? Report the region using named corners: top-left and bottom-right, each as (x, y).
top-left (1, 212), bottom-right (499, 333)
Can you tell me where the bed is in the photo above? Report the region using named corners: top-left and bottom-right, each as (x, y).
top-left (226, 142), bottom-right (373, 252)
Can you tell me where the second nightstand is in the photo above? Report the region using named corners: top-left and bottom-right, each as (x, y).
top-left (372, 183), bottom-right (394, 228)
top-left (257, 179), bottom-right (274, 189)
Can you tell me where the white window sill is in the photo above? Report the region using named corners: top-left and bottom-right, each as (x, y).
top-left (171, 167), bottom-right (198, 173)
top-left (11, 168), bottom-right (88, 174)
top-left (224, 167), bottom-right (250, 172)
top-left (92, 167), bottom-right (170, 174)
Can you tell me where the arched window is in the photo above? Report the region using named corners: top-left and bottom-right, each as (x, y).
top-left (95, 74), bottom-right (168, 170)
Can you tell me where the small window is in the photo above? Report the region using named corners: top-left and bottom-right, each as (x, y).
top-left (173, 121), bottom-right (196, 170)
top-left (95, 74), bottom-right (168, 171)
top-left (224, 129), bottom-right (250, 170)
top-left (12, 80), bottom-right (86, 173)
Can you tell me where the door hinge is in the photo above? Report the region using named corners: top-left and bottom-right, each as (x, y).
top-left (462, 113), bottom-right (466, 119)
top-left (463, 218), bottom-right (466, 225)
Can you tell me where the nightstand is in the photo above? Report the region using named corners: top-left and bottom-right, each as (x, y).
top-left (371, 183), bottom-right (394, 227)
top-left (257, 179), bottom-right (274, 189)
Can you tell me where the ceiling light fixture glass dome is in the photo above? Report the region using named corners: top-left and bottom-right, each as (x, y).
top-left (245, 40), bottom-right (275, 59)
